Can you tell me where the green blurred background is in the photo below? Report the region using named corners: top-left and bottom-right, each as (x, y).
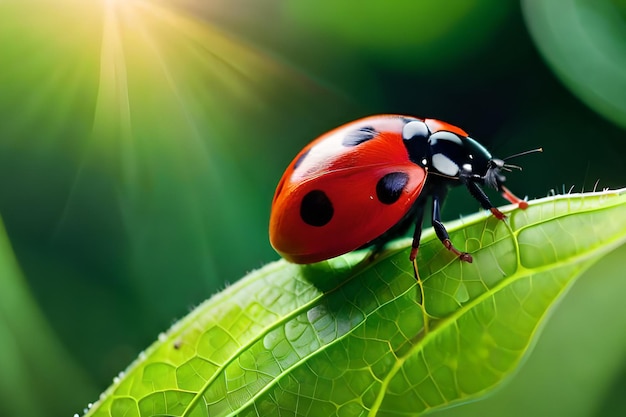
top-left (1, 1), bottom-right (625, 416)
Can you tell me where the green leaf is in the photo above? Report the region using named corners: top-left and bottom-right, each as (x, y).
top-left (85, 188), bottom-right (626, 417)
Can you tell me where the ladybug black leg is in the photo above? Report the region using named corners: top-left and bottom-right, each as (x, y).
top-left (432, 191), bottom-right (473, 263)
top-left (409, 199), bottom-right (427, 262)
top-left (464, 180), bottom-right (506, 220)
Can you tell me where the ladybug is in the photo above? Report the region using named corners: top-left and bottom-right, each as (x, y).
top-left (269, 115), bottom-right (534, 266)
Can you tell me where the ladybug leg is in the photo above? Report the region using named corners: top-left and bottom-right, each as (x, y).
top-left (499, 185), bottom-right (529, 210)
top-left (432, 192), bottom-right (473, 263)
top-left (409, 199), bottom-right (427, 262)
top-left (464, 180), bottom-right (506, 220)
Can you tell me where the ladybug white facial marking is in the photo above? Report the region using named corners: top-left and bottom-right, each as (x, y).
top-left (429, 131), bottom-right (463, 146)
top-left (376, 172), bottom-right (410, 204)
top-left (300, 190), bottom-right (334, 227)
top-left (342, 126), bottom-right (378, 147)
top-left (432, 153), bottom-right (459, 176)
top-left (402, 120), bottom-right (429, 141)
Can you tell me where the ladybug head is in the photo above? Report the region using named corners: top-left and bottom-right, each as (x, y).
top-left (429, 135), bottom-right (502, 188)
top-left (403, 119), bottom-right (541, 191)
top-left (484, 158), bottom-right (509, 189)
top-left (484, 148), bottom-right (543, 189)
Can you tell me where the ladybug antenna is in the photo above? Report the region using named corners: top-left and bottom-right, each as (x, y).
top-left (501, 147), bottom-right (543, 172)
top-left (503, 147), bottom-right (543, 161)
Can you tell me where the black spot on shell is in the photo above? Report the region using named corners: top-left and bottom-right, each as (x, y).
top-left (342, 126), bottom-right (378, 147)
top-left (376, 172), bottom-right (409, 205)
top-left (300, 190), bottom-right (334, 227)
top-left (293, 148), bottom-right (311, 170)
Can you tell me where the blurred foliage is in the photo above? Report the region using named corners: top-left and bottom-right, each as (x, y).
top-left (0, 0), bottom-right (624, 416)
top-left (522, 0), bottom-right (626, 129)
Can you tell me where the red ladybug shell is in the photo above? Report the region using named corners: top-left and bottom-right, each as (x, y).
top-left (269, 114), bottom-right (468, 264)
